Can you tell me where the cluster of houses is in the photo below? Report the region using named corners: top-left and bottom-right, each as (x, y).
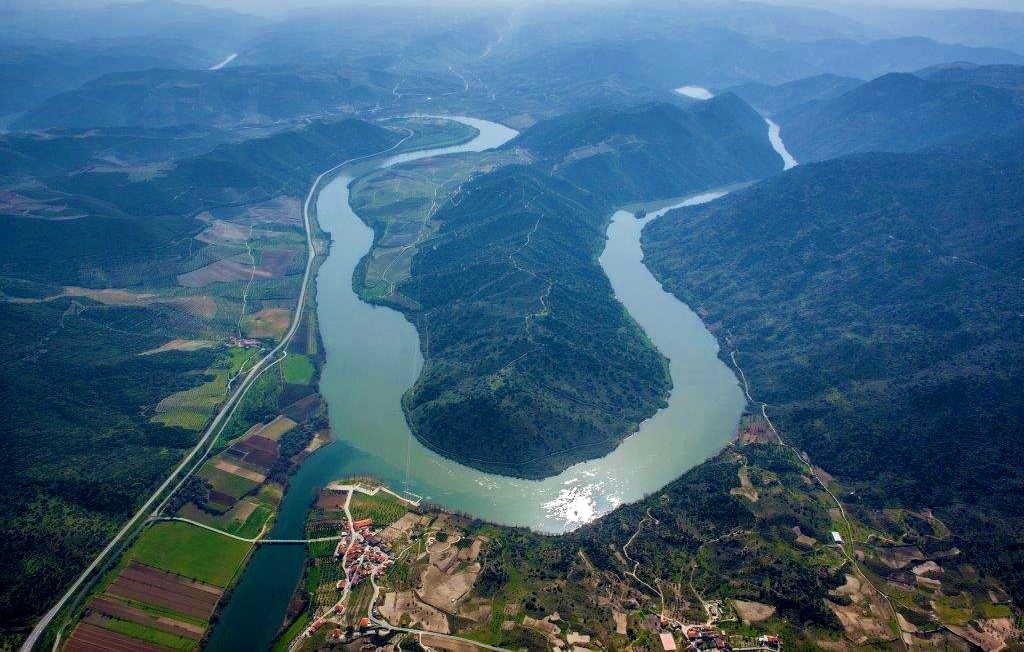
top-left (658, 623), bottom-right (782, 651)
top-left (300, 516), bottom-right (395, 643)
top-left (333, 517), bottom-right (394, 588)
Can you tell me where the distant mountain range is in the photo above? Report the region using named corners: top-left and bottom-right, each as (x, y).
top-left (12, 66), bottom-right (397, 131)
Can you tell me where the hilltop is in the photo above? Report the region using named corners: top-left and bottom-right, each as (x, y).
top-left (511, 96), bottom-right (783, 204)
top-left (775, 69), bottom-right (1024, 161)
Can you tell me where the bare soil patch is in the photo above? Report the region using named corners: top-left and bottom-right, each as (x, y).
top-left (241, 196), bottom-right (301, 226)
top-left (106, 562), bottom-right (221, 620)
top-left (65, 622), bottom-right (170, 652)
top-left (417, 562), bottom-right (481, 614)
top-left (730, 465), bottom-right (758, 502)
top-left (242, 308), bottom-right (290, 339)
top-left (259, 248), bottom-right (299, 276)
top-left (733, 599), bottom-right (776, 624)
top-left (140, 339), bottom-right (217, 356)
top-left (382, 591), bottom-right (450, 633)
top-left (260, 415), bottom-right (297, 441)
top-left (171, 295), bottom-right (217, 318)
top-left (828, 574), bottom-right (896, 645)
top-left (213, 459), bottom-right (266, 483)
top-left (178, 255), bottom-right (269, 288)
top-left (196, 219), bottom-right (249, 245)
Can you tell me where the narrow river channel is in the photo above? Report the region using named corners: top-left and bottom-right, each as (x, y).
top-left (209, 114), bottom-right (793, 649)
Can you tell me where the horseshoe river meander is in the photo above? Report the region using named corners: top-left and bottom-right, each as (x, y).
top-left (206, 112), bottom-right (795, 649)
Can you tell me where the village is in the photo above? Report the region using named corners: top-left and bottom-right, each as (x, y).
top-left (278, 479), bottom-right (789, 652)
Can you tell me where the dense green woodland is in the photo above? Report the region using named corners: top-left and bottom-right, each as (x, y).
top-left (399, 166), bottom-right (670, 477)
top-left (643, 130), bottom-right (1024, 598)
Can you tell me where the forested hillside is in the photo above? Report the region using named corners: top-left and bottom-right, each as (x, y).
top-left (724, 73), bottom-right (863, 116)
top-left (776, 70), bottom-right (1024, 161)
top-left (388, 166), bottom-right (671, 478)
top-left (512, 96), bottom-right (783, 204)
top-left (352, 99), bottom-right (783, 477)
top-left (642, 131), bottom-right (1024, 598)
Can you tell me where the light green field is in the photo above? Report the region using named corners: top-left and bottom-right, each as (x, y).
top-left (153, 408), bottom-right (209, 431)
top-left (349, 492), bottom-right (408, 528)
top-left (282, 354), bottom-right (315, 384)
top-left (100, 617), bottom-right (197, 650)
top-left (201, 465), bottom-right (259, 499)
top-left (130, 521), bottom-right (251, 587)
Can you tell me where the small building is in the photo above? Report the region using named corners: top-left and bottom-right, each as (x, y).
top-left (831, 530), bottom-right (844, 544)
top-left (660, 631), bottom-right (678, 651)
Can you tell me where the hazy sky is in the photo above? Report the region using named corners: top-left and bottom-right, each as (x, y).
top-left (180, 0), bottom-right (1024, 12)
top-left (17, 0), bottom-right (1023, 16)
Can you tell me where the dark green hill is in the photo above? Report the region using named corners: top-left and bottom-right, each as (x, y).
top-left (0, 37), bottom-right (210, 119)
top-left (916, 61), bottom-right (1024, 93)
top-left (642, 131), bottom-right (1024, 598)
top-left (394, 166), bottom-right (671, 478)
top-left (511, 96), bottom-right (783, 204)
top-left (724, 73), bottom-right (863, 116)
top-left (776, 71), bottom-right (1024, 161)
top-left (372, 99), bottom-right (784, 478)
top-left (0, 126), bottom-right (231, 179)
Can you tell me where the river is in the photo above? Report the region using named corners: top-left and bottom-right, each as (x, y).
top-left (208, 115), bottom-right (781, 649)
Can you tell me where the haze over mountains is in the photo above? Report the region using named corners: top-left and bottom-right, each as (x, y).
top-left (4, 0), bottom-right (1024, 650)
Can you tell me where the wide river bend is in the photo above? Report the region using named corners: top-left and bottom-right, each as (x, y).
top-left (209, 116), bottom-right (756, 649)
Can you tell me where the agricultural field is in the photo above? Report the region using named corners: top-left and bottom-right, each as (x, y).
top-left (282, 354), bottom-right (315, 385)
top-left (150, 346), bottom-right (256, 432)
top-left (63, 520), bottom-right (251, 651)
top-left (130, 522), bottom-right (251, 588)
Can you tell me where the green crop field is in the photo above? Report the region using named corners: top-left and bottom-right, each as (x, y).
top-left (281, 354), bottom-right (315, 385)
top-left (202, 466), bottom-right (259, 499)
top-left (130, 522), bottom-right (251, 587)
top-left (349, 492), bottom-right (407, 528)
top-left (101, 617), bottom-right (197, 650)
